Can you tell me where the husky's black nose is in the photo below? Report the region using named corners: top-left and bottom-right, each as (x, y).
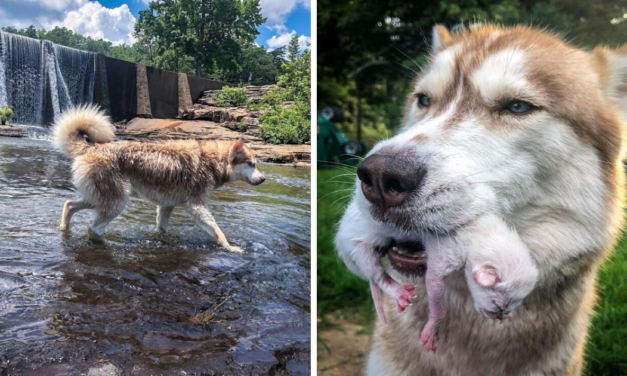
top-left (357, 154), bottom-right (426, 210)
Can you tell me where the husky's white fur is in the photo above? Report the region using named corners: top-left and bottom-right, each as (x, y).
top-left (335, 24), bottom-right (626, 375)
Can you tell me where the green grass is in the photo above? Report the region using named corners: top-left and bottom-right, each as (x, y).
top-left (317, 166), bottom-right (374, 328)
top-left (317, 166), bottom-right (627, 375)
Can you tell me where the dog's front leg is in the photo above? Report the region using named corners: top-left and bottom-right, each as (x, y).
top-left (185, 202), bottom-right (243, 253)
top-left (156, 206), bottom-right (175, 233)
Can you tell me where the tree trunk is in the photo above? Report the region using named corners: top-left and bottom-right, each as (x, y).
top-left (196, 60), bottom-right (202, 77)
top-left (356, 95), bottom-right (362, 142)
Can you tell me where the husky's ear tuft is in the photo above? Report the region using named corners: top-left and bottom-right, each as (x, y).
top-left (432, 25), bottom-right (452, 52)
top-left (230, 139), bottom-right (245, 158)
top-left (595, 46), bottom-right (627, 113)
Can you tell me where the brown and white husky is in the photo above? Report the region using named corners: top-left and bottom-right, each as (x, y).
top-left (335, 24), bottom-right (626, 375)
top-left (53, 105), bottom-right (265, 252)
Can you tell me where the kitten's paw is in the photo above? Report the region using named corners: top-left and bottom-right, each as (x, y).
top-left (392, 284), bottom-right (415, 312)
top-left (420, 322), bottom-right (439, 353)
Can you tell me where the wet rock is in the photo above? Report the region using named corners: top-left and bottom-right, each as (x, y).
top-left (188, 106), bottom-right (249, 123)
top-left (197, 85), bottom-right (278, 106)
top-left (116, 118), bottom-right (310, 164)
top-left (88, 363), bottom-right (121, 376)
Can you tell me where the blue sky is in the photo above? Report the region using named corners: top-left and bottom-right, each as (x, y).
top-left (0, 0), bottom-right (311, 50)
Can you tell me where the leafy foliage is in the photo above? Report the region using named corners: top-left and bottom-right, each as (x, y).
top-left (259, 105), bottom-right (310, 144)
top-left (0, 105), bottom-right (13, 125)
top-left (215, 86), bottom-right (248, 107)
top-left (257, 35), bottom-right (311, 144)
top-left (134, 0), bottom-right (266, 79)
top-left (1, 0), bottom-right (292, 86)
top-left (1, 26), bottom-right (113, 54)
top-left (318, 0), bottom-right (627, 145)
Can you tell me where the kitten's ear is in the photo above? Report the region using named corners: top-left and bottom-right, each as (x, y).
top-left (473, 265), bottom-right (500, 288)
top-left (432, 25), bottom-right (452, 51)
top-left (230, 139), bottom-right (244, 158)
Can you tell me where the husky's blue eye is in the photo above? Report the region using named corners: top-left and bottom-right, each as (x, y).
top-left (506, 101), bottom-right (534, 114)
top-left (417, 94), bottom-right (430, 107)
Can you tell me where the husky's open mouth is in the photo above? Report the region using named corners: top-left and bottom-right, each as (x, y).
top-left (380, 239), bottom-right (427, 277)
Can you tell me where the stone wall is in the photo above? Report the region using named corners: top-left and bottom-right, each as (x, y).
top-left (93, 56), bottom-right (228, 122)
top-left (101, 57), bottom-right (137, 121)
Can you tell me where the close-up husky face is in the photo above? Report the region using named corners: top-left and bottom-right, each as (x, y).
top-left (229, 140), bottom-right (266, 185)
top-left (355, 25), bottom-right (624, 239)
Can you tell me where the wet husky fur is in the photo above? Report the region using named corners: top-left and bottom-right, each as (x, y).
top-left (53, 106), bottom-right (265, 252)
top-left (335, 25), bottom-right (626, 375)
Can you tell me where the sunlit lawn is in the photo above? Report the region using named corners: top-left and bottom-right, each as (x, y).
top-left (317, 167), bottom-right (627, 376)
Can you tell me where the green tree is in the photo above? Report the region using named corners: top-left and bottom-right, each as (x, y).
top-left (288, 34), bottom-right (300, 61)
top-left (135, 0), bottom-right (265, 78)
top-left (279, 35), bottom-right (311, 104)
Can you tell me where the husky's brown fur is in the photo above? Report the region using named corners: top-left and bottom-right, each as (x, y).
top-left (54, 106), bottom-right (265, 252)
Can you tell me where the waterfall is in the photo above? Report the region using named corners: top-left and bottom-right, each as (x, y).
top-left (0, 31), bottom-right (96, 126)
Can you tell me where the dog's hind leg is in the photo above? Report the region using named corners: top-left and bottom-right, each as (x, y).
top-left (88, 200), bottom-right (127, 242)
top-left (59, 199), bottom-right (90, 230)
top-left (156, 206), bottom-right (175, 233)
top-left (186, 202), bottom-right (243, 253)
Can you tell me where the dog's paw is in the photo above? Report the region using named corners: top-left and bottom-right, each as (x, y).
top-left (58, 223), bottom-right (69, 231)
top-left (88, 229), bottom-right (105, 244)
top-left (227, 245), bottom-right (244, 253)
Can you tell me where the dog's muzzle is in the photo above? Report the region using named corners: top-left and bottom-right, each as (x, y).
top-left (357, 153), bottom-right (426, 211)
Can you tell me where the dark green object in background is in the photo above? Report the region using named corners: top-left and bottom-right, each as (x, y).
top-left (317, 106), bottom-right (367, 166)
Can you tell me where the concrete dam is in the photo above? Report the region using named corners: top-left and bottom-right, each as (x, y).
top-left (0, 30), bottom-right (227, 126)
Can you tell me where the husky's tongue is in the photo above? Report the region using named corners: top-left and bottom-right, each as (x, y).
top-left (384, 240), bottom-right (428, 277)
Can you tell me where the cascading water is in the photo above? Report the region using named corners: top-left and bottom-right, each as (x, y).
top-left (0, 31), bottom-right (96, 126)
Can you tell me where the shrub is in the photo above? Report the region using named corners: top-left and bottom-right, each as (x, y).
top-left (0, 105), bottom-right (13, 125)
top-left (259, 105), bottom-right (310, 144)
top-left (215, 86), bottom-right (247, 107)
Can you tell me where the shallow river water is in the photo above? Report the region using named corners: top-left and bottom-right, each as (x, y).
top-left (0, 137), bottom-right (311, 375)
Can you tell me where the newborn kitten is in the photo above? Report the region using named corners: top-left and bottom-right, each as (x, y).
top-left (420, 213), bottom-right (539, 352)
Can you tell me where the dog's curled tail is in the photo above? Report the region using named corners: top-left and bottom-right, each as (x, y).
top-left (52, 105), bottom-right (115, 157)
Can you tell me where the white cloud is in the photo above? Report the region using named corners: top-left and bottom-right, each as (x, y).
top-left (49, 2), bottom-right (137, 45)
top-left (259, 0), bottom-right (309, 27)
top-left (0, 0), bottom-right (136, 45)
top-left (266, 30), bottom-right (311, 53)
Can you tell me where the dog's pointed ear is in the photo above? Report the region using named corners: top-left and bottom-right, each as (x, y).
top-left (230, 139), bottom-right (245, 159)
top-left (473, 265), bottom-right (500, 288)
top-left (432, 25), bottom-right (452, 52)
top-left (595, 46), bottom-right (627, 114)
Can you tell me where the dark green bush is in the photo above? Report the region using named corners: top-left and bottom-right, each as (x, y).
top-left (215, 86), bottom-right (248, 107)
top-left (0, 105), bottom-right (13, 125)
top-left (259, 105), bottom-right (310, 144)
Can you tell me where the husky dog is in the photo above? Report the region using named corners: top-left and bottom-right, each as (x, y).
top-left (335, 24), bottom-right (626, 375)
top-left (53, 105), bottom-right (266, 252)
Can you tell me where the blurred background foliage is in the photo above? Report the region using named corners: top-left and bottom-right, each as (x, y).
top-left (317, 0), bottom-right (627, 145)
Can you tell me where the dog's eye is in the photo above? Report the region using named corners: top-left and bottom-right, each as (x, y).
top-left (505, 101), bottom-right (534, 114)
top-left (416, 94), bottom-right (430, 108)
